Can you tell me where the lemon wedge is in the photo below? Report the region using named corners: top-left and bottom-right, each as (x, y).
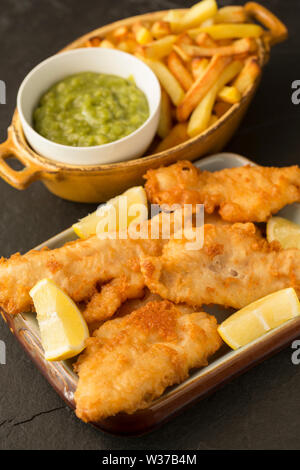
top-left (218, 288), bottom-right (300, 350)
top-left (267, 216), bottom-right (300, 250)
top-left (29, 279), bottom-right (89, 361)
top-left (72, 186), bottom-right (148, 239)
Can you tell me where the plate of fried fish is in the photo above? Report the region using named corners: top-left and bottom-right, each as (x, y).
top-left (1, 152), bottom-right (300, 435)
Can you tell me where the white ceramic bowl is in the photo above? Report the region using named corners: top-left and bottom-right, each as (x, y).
top-left (17, 48), bottom-right (161, 165)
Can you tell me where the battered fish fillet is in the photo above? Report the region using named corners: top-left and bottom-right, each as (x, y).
top-left (0, 211), bottom-right (189, 321)
top-left (0, 234), bottom-right (163, 317)
top-left (144, 161), bottom-right (300, 222)
top-left (74, 300), bottom-right (222, 422)
top-left (141, 223), bottom-right (300, 310)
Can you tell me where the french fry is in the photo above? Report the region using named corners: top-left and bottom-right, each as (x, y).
top-left (100, 39), bottom-right (115, 49)
top-left (136, 28), bottom-right (153, 45)
top-left (151, 21), bottom-right (171, 39)
top-left (214, 6), bottom-right (249, 24)
top-left (233, 57), bottom-right (261, 95)
top-left (173, 0), bottom-right (218, 33)
top-left (167, 51), bottom-right (194, 91)
top-left (157, 88), bottom-right (173, 139)
top-left (172, 34), bottom-right (194, 62)
top-left (214, 100), bottom-right (232, 117)
top-left (112, 26), bottom-right (129, 42)
top-left (180, 38), bottom-right (257, 57)
top-left (191, 58), bottom-right (209, 79)
top-left (233, 52), bottom-right (252, 61)
top-left (163, 10), bottom-right (185, 33)
top-left (143, 58), bottom-right (185, 106)
top-left (117, 38), bottom-right (139, 54)
top-left (85, 37), bottom-right (102, 47)
top-left (215, 60), bottom-right (244, 91)
top-left (201, 18), bottom-right (215, 28)
top-left (195, 32), bottom-right (217, 47)
top-left (188, 24), bottom-right (263, 40)
top-left (177, 55), bottom-right (232, 122)
top-left (131, 21), bottom-right (143, 34)
top-left (187, 90), bottom-right (216, 137)
top-left (132, 22), bottom-right (153, 45)
top-left (217, 85), bottom-right (241, 104)
top-left (172, 44), bottom-right (191, 62)
top-left (176, 33), bottom-right (194, 46)
top-left (187, 60), bottom-right (243, 137)
top-left (89, 37), bottom-right (101, 46)
top-left (144, 35), bottom-right (177, 59)
top-left (117, 41), bottom-right (129, 52)
top-left (155, 123), bottom-right (189, 152)
top-left (217, 39), bottom-right (234, 47)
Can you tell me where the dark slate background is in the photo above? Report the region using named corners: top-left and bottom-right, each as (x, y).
top-left (0, 0), bottom-right (299, 450)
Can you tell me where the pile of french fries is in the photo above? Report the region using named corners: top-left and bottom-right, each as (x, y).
top-left (84, 0), bottom-right (263, 152)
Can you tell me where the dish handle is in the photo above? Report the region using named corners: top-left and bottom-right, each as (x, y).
top-left (0, 127), bottom-right (45, 190)
top-left (245, 2), bottom-right (288, 46)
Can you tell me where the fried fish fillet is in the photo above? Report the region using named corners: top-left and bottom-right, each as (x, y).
top-left (141, 223), bottom-right (300, 310)
top-left (0, 234), bottom-right (163, 317)
top-left (74, 300), bottom-right (222, 422)
top-left (0, 211), bottom-right (190, 320)
top-left (144, 161), bottom-right (300, 222)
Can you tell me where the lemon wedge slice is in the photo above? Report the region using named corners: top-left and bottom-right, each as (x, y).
top-left (29, 279), bottom-right (89, 361)
top-left (267, 216), bottom-right (300, 250)
top-left (72, 186), bottom-right (148, 239)
top-left (218, 288), bottom-right (300, 350)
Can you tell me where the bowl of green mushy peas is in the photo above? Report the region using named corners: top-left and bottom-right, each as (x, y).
top-left (17, 48), bottom-right (161, 164)
top-left (33, 72), bottom-right (150, 147)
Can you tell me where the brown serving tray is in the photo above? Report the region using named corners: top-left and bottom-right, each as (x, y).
top-left (1, 153), bottom-right (300, 436)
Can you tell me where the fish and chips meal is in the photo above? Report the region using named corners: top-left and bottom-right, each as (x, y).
top-left (83, 0), bottom-right (267, 151)
top-left (1, 160), bottom-right (300, 423)
top-left (0, 0), bottom-right (295, 427)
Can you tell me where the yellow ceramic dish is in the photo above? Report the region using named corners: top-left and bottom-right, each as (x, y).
top-left (0, 3), bottom-right (287, 202)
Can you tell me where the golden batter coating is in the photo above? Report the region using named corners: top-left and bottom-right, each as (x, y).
top-left (141, 223), bottom-right (300, 309)
top-left (144, 161), bottom-right (300, 222)
top-left (74, 300), bottom-right (222, 422)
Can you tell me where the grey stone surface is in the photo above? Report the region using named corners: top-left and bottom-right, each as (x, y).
top-left (0, 0), bottom-right (299, 450)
